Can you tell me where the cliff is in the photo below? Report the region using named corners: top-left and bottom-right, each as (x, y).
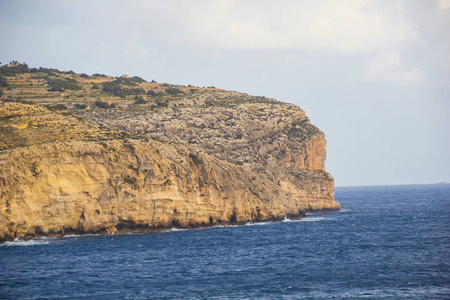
top-left (0, 64), bottom-right (339, 242)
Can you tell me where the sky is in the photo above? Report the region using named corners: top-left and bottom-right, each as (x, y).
top-left (0, 0), bottom-right (449, 186)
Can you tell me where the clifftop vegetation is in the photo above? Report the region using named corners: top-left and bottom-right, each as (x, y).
top-left (0, 61), bottom-right (323, 170)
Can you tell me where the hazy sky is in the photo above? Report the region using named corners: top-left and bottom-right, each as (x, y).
top-left (1, 0), bottom-right (449, 186)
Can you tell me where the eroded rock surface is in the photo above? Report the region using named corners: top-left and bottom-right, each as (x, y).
top-left (0, 69), bottom-right (339, 242)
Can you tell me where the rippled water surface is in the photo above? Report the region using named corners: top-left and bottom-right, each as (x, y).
top-left (1, 184), bottom-right (449, 299)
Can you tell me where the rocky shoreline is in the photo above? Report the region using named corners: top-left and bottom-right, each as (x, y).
top-left (2, 208), bottom-right (341, 244)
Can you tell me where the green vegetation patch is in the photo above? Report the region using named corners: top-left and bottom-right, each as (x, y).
top-left (102, 79), bottom-right (146, 98)
top-left (102, 81), bottom-right (126, 97)
top-left (94, 101), bottom-right (116, 109)
top-left (45, 103), bottom-right (68, 111)
top-left (2, 97), bottom-right (34, 105)
top-left (287, 120), bottom-right (319, 140)
top-left (47, 78), bottom-right (81, 92)
top-left (155, 99), bottom-right (168, 107)
top-left (115, 76), bottom-right (146, 86)
top-left (203, 96), bottom-right (275, 108)
top-left (165, 88), bottom-right (184, 96)
top-left (0, 62), bottom-right (30, 76)
top-left (0, 75), bottom-right (8, 87)
top-left (135, 97), bottom-right (147, 104)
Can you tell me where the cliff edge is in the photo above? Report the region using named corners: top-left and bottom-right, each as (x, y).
top-left (0, 64), bottom-right (339, 242)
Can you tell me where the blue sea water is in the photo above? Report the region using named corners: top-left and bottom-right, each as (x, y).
top-left (1, 184), bottom-right (449, 299)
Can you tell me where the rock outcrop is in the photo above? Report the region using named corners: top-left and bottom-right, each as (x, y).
top-left (0, 66), bottom-right (339, 242)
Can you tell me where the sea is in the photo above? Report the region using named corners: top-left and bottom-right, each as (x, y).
top-left (1, 184), bottom-right (449, 299)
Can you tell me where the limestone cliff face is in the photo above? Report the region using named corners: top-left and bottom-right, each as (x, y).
top-left (0, 75), bottom-right (339, 243)
top-left (0, 138), bottom-right (336, 241)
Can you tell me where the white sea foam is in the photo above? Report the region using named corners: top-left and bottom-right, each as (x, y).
top-left (245, 221), bottom-right (273, 226)
top-left (170, 228), bottom-right (188, 232)
top-left (213, 224), bottom-right (241, 228)
top-left (302, 217), bottom-right (324, 222)
top-left (1, 237), bottom-right (52, 247)
top-left (61, 233), bottom-right (102, 239)
top-left (283, 216), bottom-right (325, 222)
top-left (63, 234), bottom-right (81, 238)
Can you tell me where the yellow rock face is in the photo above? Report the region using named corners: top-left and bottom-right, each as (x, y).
top-left (0, 88), bottom-right (339, 242)
top-left (0, 138), bottom-right (338, 241)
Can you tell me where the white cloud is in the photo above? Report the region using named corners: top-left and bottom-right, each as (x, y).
top-left (439, 0), bottom-right (450, 10)
top-left (364, 51), bottom-right (427, 87)
top-left (133, 0), bottom-right (423, 53)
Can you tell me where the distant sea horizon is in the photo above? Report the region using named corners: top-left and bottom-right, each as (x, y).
top-left (335, 182), bottom-right (450, 188)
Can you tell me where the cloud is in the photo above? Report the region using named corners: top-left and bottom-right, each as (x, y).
top-left (364, 51), bottom-right (427, 87)
top-left (439, 0), bottom-right (450, 9)
top-left (133, 0), bottom-right (423, 53)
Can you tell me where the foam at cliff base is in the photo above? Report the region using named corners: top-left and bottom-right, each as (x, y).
top-left (245, 221), bottom-right (273, 226)
top-left (1, 237), bottom-right (52, 247)
top-left (170, 228), bottom-right (188, 232)
top-left (283, 216), bottom-right (324, 222)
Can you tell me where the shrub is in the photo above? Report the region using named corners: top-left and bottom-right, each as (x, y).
top-left (115, 77), bottom-right (137, 86)
top-left (3, 96), bottom-right (17, 102)
top-left (3, 96), bottom-right (18, 102)
top-left (127, 87), bottom-right (145, 95)
top-left (165, 88), bottom-right (184, 96)
top-left (44, 103), bottom-right (66, 110)
top-left (124, 177), bottom-right (137, 186)
top-left (102, 81), bottom-right (126, 98)
top-left (0, 63), bottom-right (30, 76)
top-left (46, 78), bottom-right (81, 91)
top-left (147, 90), bottom-right (155, 96)
top-left (80, 73), bottom-right (89, 78)
top-left (102, 81), bottom-right (119, 91)
top-left (156, 100), bottom-right (168, 107)
top-left (102, 78), bottom-right (146, 97)
top-left (38, 67), bottom-right (61, 74)
top-left (156, 91), bottom-right (165, 97)
top-left (54, 104), bottom-right (67, 110)
top-left (135, 97), bottom-right (147, 104)
top-left (94, 100), bottom-right (111, 108)
top-left (74, 103), bottom-right (87, 109)
top-left (0, 75), bottom-right (8, 87)
top-left (130, 76), bottom-right (146, 83)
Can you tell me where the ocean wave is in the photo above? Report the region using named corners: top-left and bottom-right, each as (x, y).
top-left (62, 233), bottom-right (101, 238)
